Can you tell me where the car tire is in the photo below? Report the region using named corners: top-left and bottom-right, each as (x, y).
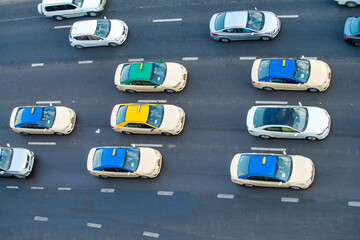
top-left (307, 88), bottom-right (319, 93)
top-left (260, 135), bottom-right (270, 139)
top-left (261, 36), bottom-right (271, 41)
top-left (306, 136), bottom-right (318, 141)
top-left (345, 1), bottom-right (357, 7)
top-left (99, 175), bottom-right (109, 178)
top-left (354, 41), bottom-right (360, 47)
top-left (219, 38), bottom-right (230, 43)
top-left (74, 45), bottom-right (84, 49)
top-left (122, 131), bottom-right (132, 135)
top-left (54, 132), bottom-right (64, 136)
top-left (161, 132), bottom-right (172, 136)
top-left (290, 186), bottom-right (300, 190)
top-left (244, 184), bottom-right (254, 187)
top-left (87, 12), bottom-right (99, 17)
top-left (139, 176), bottom-right (149, 179)
top-left (125, 89), bottom-right (136, 93)
top-left (20, 132), bottom-right (30, 135)
top-left (263, 87), bottom-right (274, 91)
top-left (164, 89), bottom-right (175, 93)
top-left (108, 42), bottom-right (118, 47)
top-left (53, 15), bottom-right (64, 21)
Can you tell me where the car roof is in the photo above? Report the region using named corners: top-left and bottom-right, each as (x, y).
top-left (94, 148), bottom-right (126, 170)
top-left (125, 104), bottom-right (150, 123)
top-left (71, 20), bottom-right (97, 36)
top-left (19, 107), bottom-right (43, 125)
top-left (224, 11), bottom-right (248, 28)
top-left (254, 107), bottom-right (298, 128)
top-left (248, 155), bottom-right (277, 177)
top-left (42, 0), bottom-right (73, 5)
top-left (268, 59), bottom-right (296, 78)
top-left (128, 63), bottom-right (154, 81)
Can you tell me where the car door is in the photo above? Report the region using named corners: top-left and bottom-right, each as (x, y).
top-left (138, 123), bottom-right (159, 134)
top-left (261, 126), bottom-right (282, 138)
top-left (263, 176), bottom-right (284, 187)
top-left (239, 28), bottom-right (261, 40)
top-left (244, 176), bottom-right (267, 187)
top-left (267, 78), bottom-right (288, 90)
top-left (128, 80), bottom-right (158, 92)
top-left (19, 124), bottom-right (50, 134)
top-left (122, 123), bottom-right (142, 134)
top-left (74, 35), bottom-right (104, 47)
top-left (279, 126), bottom-right (301, 139)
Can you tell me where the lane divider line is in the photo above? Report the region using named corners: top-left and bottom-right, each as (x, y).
top-left (31, 187), bottom-right (44, 190)
top-left (78, 60), bottom-right (93, 64)
top-left (217, 194), bottom-right (234, 199)
top-left (87, 223), bottom-right (102, 228)
top-left (58, 187), bottom-right (71, 191)
top-left (239, 56), bottom-right (256, 60)
top-left (131, 144), bottom-right (163, 148)
top-left (278, 15), bottom-right (299, 18)
top-left (6, 186), bottom-right (19, 189)
top-left (281, 197), bottom-right (299, 203)
top-left (54, 25), bottom-right (72, 29)
top-left (348, 201), bottom-right (360, 207)
top-left (251, 147), bottom-right (286, 152)
top-left (28, 142), bottom-right (56, 146)
top-left (36, 101), bottom-right (61, 104)
top-left (128, 58), bottom-right (144, 62)
top-left (255, 101), bottom-right (288, 105)
top-left (138, 100), bottom-right (167, 103)
top-left (31, 63), bottom-right (44, 67)
top-left (182, 57), bottom-right (198, 61)
top-left (101, 188), bottom-right (115, 193)
top-left (153, 18), bottom-right (182, 22)
top-left (157, 191), bottom-right (174, 196)
top-left (34, 216), bottom-right (48, 222)
top-left (143, 231), bottom-right (160, 238)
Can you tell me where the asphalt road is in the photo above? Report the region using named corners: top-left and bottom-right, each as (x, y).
top-left (0, 0), bottom-right (359, 239)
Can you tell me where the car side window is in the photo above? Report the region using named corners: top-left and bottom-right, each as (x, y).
top-left (264, 176), bottom-right (280, 182)
top-left (61, 4), bottom-right (76, 10)
top-left (20, 124), bottom-right (33, 129)
top-left (264, 127), bottom-right (282, 132)
top-left (129, 81), bottom-right (143, 85)
top-left (74, 36), bottom-right (89, 41)
top-left (285, 78), bottom-right (299, 84)
top-left (45, 5), bottom-right (61, 11)
top-left (124, 123), bottom-right (139, 128)
top-left (224, 28), bottom-right (237, 33)
top-left (269, 78), bottom-right (285, 83)
top-left (88, 35), bottom-right (102, 40)
top-left (138, 123), bottom-right (153, 129)
top-left (103, 167), bottom-right (116, 172)
top-left (142, 81), bottom-right (156, 86)
top-left (241, 28), bottom-right (252, 33)
top-left (246, 176), bottom-right (264, 181)
top-left (281, 127), bottom-right (297, 132)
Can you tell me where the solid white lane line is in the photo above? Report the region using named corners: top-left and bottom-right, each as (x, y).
top-left (54, 25), bottom-right (72, 29)
top-left (182, 57), bottom-right (198, 61)
top-left (58, 187), bottom-right (71, 191)
top-left (31, 187), bottom-right (44, 190)
top-left (78, 60), bottom-right (93, 64)
top-left (128, 58), bottom-right (144, 62)
top-left (0, 16), bottom-right (41, 23)
top-left (36, 101), bottom-right (61, 104)
top-left (131, 144), bottom-right (163, 148)
top-left (87, 223), bottom-right (102, 228)
top-left (348, 201), bottom-right (360, 207)
top-left (34, 216), bottom-right (48, 222)
top-left (302, 56), bottom-right (318, 60)
top-left (278, 15), bottom-right (299, 18)
top-left (143, 231), bottom-right (160, 238)
top-left (28, 142), bottom-right (56, 146)
top-left (153, 18), bottom-right (182, 22)
top-left (101, 188), bottom-right (115, 193)
top-left (157, 191), bottom-right (174, 196)
top-left (6, 186), bottom-right (19, 189)
top-left (239, 56), bottom-right (256, 60)
top-left (281, 197), bottom-right (299, 203)
top-left (217, 194), bottom-right (234, 199)
top-left (31, 63), bottom-right (44, 67)
top-left (255, 101), bottom-right (288, 105)
top-left (138, 100), bottom-right (167, 103)
top-left (251, 147), bottom-right (286, 152)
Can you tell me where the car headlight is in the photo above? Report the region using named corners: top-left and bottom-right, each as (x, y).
top-left (19, 168), bottom-right (27, 175)
top-left (299, 178), bottom-right (312, 186)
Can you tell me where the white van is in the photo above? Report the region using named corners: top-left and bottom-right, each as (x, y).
top-left (38, 0), bottom-right (107, 21)
top-left (335, 0), bottom-right (360, 7)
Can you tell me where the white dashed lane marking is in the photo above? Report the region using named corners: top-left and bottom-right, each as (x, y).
top-left (87, 223), bottom-right (102, 228)
top-left (281, 197), bottom-right (299, 203)
top-left (138, 100), bottom-right (167, 103)
top-left (36, 101), bottom-right (61, 104)
top-left (57, 187), bottom-right (71, 191)
top-left (31, 63), bottom-right (44, 67)
top-left (153, 18), bottom-right (182, 22)
top-left (251, 147), bottom-right (286, 152)
top-left (131, 144), bottom-right (163, 148)
top-left (54, 25), bottom-right (72, 29)
top-left (34, 216), bottom-right (48, 222)
top-left (239, 56), bottom-right (256, 60)
top-left (128, 58), bottom-right (144, 62)
top-left (348, 201), bottom-right (360, 207)
top-left (31, 187), bottom-right (44, 190)
top-left (78, 60), bottom-right (93, 64)
top-left (143, 231), bottom-right (160, 238)
top-left (217, 194), bottom-right (234, 199)
top-left (6, 186), bottom-right (19, 189)
top-left (182, 57), bottom-right (198, 61)
top-left (255, 101), bottom-right (288, 105)
top-left (157, 191), bottom-right (174, 196)
top-left (28, 142), bottom-right (56, 146)
top-left (278, 15), bottom-right (299, 18)
top-left (101, 188), bottom-right (115, 193)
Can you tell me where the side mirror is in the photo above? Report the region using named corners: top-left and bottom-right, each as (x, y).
top-left (0, 171), bottom-right (4, 175)
top-left (127, 172), bottom-right (131, 175)
top-left (294, 133), bottom-right (299, 136)
top-left (154, 85), bottom-right (158, 88)
top-left (251, 32), bottom-right (255, 35)
top-left (150, 128), bottom-right (155, 132)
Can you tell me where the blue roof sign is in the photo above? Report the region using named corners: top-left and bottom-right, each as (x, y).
top-left (248, 155), bottom-right (277, 177)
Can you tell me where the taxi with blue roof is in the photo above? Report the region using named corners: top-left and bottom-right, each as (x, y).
top-left (87, 146), bottom-right (162, 178)
top-left (114, 62), bottom-right (187, 93)
top-left (110, 103), bottom-right (185, 135)
top-left (230, 153), bottom-right (315, 189)
top-left (251, 58), bottom-right (331, 92)
top-left (9, 106), bottom-right (76, 135)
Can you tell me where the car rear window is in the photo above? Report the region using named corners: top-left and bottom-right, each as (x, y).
top-left (116, 105), bottom-right (128, 125)
top-left (258, 60), bottom-right (271, 79)
top-left (350, 17), bottom-right (360, 34)
top-left (237, 155), bottom-right (251, 177)
top-left (215, 13), bottom-right (226, 31)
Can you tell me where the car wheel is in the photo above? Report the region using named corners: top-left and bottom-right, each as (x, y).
top-left (307, 88), bottom-right (319, 93)
top-left (263, 87), bottom-right (274, 91)
top-left (219, 38), bottom-right (230, 43)
top-left (87, 11), bottom-right (99, 17)
top-left (139, 176), bottom-right (149, 179)
top-left (290, 186), bottom-right (300, 190)
top-left (164, 89), bottom-right (175, 93)
top-left (75, 45), bottom-right (84, 49)
top-left (345, 1), bottom-right (357, 7)
top-left (244, 184), bottom-right (254, 187)
top-left (306, 136), bottom-right (318, 141)
top-left (20, 132), bottom-right (30, 135)
top-left (161, 132), bottom-right (172, 136)
top-left (122, 131), bottom-right (132, 135)
top-left (261, 36), bottom-right (271, 41)
top-left (108, 42), bottom-right (118, 47)
top-left (354, 41), bottom-right (360, 47)
top-left (125, 89), bottom-right (136, 93)
top-left (99, 175), bottom-right (109, 178)
top-left (260, 135), bottom-right (270, 139)
top-left (54, 132), bottom-right (64, 136)
top-left (53, 15), bottom-right (64, 21)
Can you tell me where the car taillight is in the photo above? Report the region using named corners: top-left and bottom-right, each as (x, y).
top-left (344, 35), bottom-right (349, 39)
top-left (249, 130), bottom-right (254, 132)
top-left (211, 33), bottom-right (218, 36)
top-left (252, 81), bottom-right (255, 83)
top-left (69, 41), bottom-right (72, 43)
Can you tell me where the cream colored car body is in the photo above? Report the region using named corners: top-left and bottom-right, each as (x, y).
top-left (9, 106), bottom-right (76, 135)
top-left (251, 59), bottom-right (331, 92)
top-left (114, 62), bottom-right (187, 93)
top-left (87, 146), bottom-right (162, 178)
top-left (230, 153), bottom-right (315, 189)
top-left (110, 103), bottom-right (185, 135)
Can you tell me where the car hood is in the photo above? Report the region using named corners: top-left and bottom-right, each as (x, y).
top-left (307, 60), bottom-right (330, 85)
top-left (159, 105), bottom-right (182, 130)
top-left (8, 148), bottom-right (28, 172)
top-left (136, 148), bottom-right (160, 174)
top-left (162, 63), bottom-right (185, 88)
top-left (304, 107), bottom-right (330, 134)
top-left (52, 107), bottom-right (73, 130)
top-left (262, 11), bottom-right (280, 33)
top-left (82, 0), bottom-right (102, 9)
top-left (288, 155), bottom-right (314, 183)
top-left (108, 20), bottom-right (126, 39)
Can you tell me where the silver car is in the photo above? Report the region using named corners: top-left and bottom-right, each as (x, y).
top-left (209, 10), bottom-right (281, 42)
top-left (0, 147), bottom-right (34, 178)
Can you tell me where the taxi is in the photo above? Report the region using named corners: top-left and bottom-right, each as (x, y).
top-left (9, 106), bottom-right (76, 135)
top-left (230, 153), bottom-right (315, 189)
top-left (251, 58), bottom-right (331, 92)
top-left (110, 103), bottom-right (185, 135)
top-left (87, 146), bottom-right (162, 178)
top-left (114, 62), bottom-right (187, 93)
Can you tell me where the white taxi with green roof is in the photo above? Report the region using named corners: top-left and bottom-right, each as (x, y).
top-left (110, 103), bottom-right (185, 135)
top-left (87, 146), bottom-right (162, 178)
top-left (114, 62), bottom-right (187, 93)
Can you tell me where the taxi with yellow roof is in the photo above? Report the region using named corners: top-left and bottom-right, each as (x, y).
top-left (87, 146), bottom-right (162, 178)
top-left (114, 62), bottom-right (187, 93)
top-left (110, 103), bottom-right (185, 135)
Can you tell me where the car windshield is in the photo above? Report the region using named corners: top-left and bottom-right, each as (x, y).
top-left (274, 156), bottom-right (292, 181)
top-left (237, 155), bottom-right (251, 177)
top-left (254, 107), bottom-right (308, 131)
top-left (146, 105), bottom-right (164, 128)
top-left (123, 148), bottom-right (140, 172)
top-left (150, 63), bottom-right (166, 85)
top-left (116, 105), bottom-right (128, 125)
top-left (350, 17), bottom-right (360, 34)
top-left (293, 60), bottom-right (310, 83)
top-left (120, 64), bottom-right (131, 84)
top-left (215, 13), bottom-right (226, 31)
top-left (72, 0), bottom-right (83, 7)
top-left (246, 10), bottom-right (264, 31)
top-left (0, 148), bottom-right (13, 171)
top-left (258, 60), bottom-right (271, 79)
top-left (40, 107), bottom-right (56, 128)
top-left (95, 20), bottom-right (111, 38)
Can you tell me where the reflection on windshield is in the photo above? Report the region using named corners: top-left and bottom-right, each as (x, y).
top-left (291, 107), bottom-right (308, 131)
top-left (124, 148), bottom-right (140, 171)
top-left (275, 156), bottom-right (292, 181)
top-left (246, 11), bottom-right (264, 31)
top-left (40, 107), bottom-right (56, 128)
top-left (146, 105), bottom-right (164, 128)
top-left (95, 20), bottom-right (111, 38)
top-left (0, 148), bottom-right (13, 170)
top-left (294, 60), bottom-right (310, 83)
top-left (150, 63), bottom-right (166, 85)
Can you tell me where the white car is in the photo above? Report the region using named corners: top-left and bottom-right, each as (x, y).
top-left (246, 105), bottom-right (331, 140)
top-left (335, 0), bottom-right (360, 7)
top-left (69, 19), bottom-right (128, 49)
top-left (0, 147), bottom-right (34, 178)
